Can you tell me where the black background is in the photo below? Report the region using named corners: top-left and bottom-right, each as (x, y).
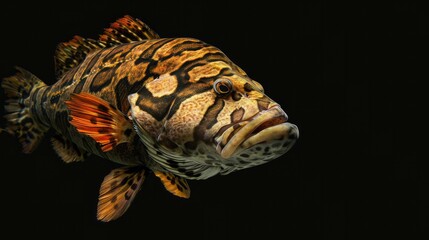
top-left (0, 1), bottom-right (427, 239)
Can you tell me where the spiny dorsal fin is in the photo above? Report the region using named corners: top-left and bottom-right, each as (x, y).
top-left (54, 16), bottom-right (159, 78)
top-left (54, 36), bottom-right (105, 78)
top-left (98, 167), bottom-right (146, 222)
top-left (99, 15), bottom-right (160, 47)
top-left (65, 93), bottom-right (134, 152)
top-left (154, 171), bottom-right (191, 199)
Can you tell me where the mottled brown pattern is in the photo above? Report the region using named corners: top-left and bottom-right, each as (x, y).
top-left (90, 67), bottom-right (117, 90)
top-left (127, 61), bottom-right (151, 84)
top-left (115, 59), bottom-right (149, 85)
top-left (188, 61), bottom-right (231, 83)
top-left (145, 74), bottom-right (178, 97)
top-left (194, 99), bottom-right (225, 141)
top-left (71, 50), bottom-right (103, 87)
top-left (2, 15), bottom-right (299, 224)
top-left (230, 107), bottom-right (245, 123)
top-left (124, 40), bottom-right (157, 61)
top-left (37, 33), bottom-right (269, 161)
top-left (164, 91), bottom-right (216, 145)
top-left (152, 46), bottom-right (221, 75)
top-left (102, 42), bottom-right (142, 67)
top-left (151, 38), bottom-right (203, 60)
top-left (134, 109), bottom-right (163, 138)
top-left (36, 34), bottom-right (283, 178)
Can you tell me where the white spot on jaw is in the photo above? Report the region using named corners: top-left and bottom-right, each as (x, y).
top-left (145, 74), bottom-right (178, 97)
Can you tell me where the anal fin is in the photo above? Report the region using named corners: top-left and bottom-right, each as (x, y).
top-left (51, 135), bottom-right (87, 163)
top-left (154, 171), bottom-right (191, 199)
top-left (65, 93), bottom-right (134, 152)
top-left (98, 166), bottom-right (146, 222)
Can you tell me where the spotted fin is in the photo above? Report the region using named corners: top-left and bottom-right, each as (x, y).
top-left (51, 135), bottom-right (87, 163)
top-left (65, 93), bottom-right (134, 152)
top-left (54, 15), bottom-right (158, 78)
top-left (98, 167), bottom-right (146, 222)
top-left (154, 171), bottom-right (191, 199)
top-left (99, 15), bottom-right (160, 46)
top-left (1, 67), bottom-right (49, 153)
top-left (54, 36), bottom-right (104, 78)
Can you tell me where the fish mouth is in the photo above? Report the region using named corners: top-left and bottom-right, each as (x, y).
top-left (216, 106), bottom-right (299, 159)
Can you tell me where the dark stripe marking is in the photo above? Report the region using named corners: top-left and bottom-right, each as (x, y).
top-left (89, 66), bottom-right (117, 92)
top-left (135, 38), bottom-right (176, 65)
top-left (115, 77), bottom-right (145, 113)
top-left (165, 83), bottom-right (213, 120)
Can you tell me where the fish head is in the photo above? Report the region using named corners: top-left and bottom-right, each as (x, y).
top-left (128, 38), bottom-right (298, 178)
top-left (196, 72), bottom-right (299, 170)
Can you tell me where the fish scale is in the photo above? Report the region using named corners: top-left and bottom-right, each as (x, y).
top-left (1, 15), bottom-right (298, 222)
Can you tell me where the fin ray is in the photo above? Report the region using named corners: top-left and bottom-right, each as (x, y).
top-left (65, 93), bottom-right (133, 152)
top-left (99, 15), bottom-right (160, 46)
top-left (55, 15), bottom-right (159, 78)
top-left (154, 171), bottom-right (190, 198)
top-left (51, 135), bottom-right (87, 163)
top-left (98, 167), bottom-right (146, 222)
top-left (1, 67), bottom-right (49, 153)
top-left (54, 36), bottom-right (104, 78)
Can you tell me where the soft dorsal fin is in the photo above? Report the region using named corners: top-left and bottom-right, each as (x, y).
top-left (54, 36), bottom-right (104, 78)
top-left (99, 15), bottom-right (160, 46)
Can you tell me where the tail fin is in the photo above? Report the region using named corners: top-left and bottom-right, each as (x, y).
top-left (1, 67), bottom-right (49, 153)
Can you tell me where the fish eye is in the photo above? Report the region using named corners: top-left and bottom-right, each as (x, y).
top-left (213, 79), bottom-right (233, 95)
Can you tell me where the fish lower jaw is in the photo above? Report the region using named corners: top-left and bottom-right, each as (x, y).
top-left (241, 122), bottom-right (297, 149)
top-left (218, 106), bottom-right (290, 159)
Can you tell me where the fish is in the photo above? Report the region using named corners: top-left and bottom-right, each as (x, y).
top-left (1, 15), bottom-right (299, 221)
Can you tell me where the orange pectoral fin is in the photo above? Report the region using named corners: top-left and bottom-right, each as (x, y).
top-left (154, 171), bottom-right (191, 199)
top-left (65, 93), bottom-right (134, 152)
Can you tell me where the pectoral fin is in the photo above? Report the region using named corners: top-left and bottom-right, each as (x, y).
top-left (97, 167), bottom-right (146, 222)
top-left (154, 171), bottom-right (190, 199)
top-left (65, 93), bottom-right (134, 152)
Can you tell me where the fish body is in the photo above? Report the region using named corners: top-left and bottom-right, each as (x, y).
top-left (1, 16), bottom-right (298, 221)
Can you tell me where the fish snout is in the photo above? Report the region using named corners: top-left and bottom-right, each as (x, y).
top-left (287, 123), bottom-right (299, 140)
top-left (280, 123), bottom-right (299, 152)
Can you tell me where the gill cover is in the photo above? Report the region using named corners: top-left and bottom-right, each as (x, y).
top-left (128, 91), bottom-right (222, 180)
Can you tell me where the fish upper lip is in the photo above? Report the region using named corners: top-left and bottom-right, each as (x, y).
top-left (218, 106), bottom-right (287, 158)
